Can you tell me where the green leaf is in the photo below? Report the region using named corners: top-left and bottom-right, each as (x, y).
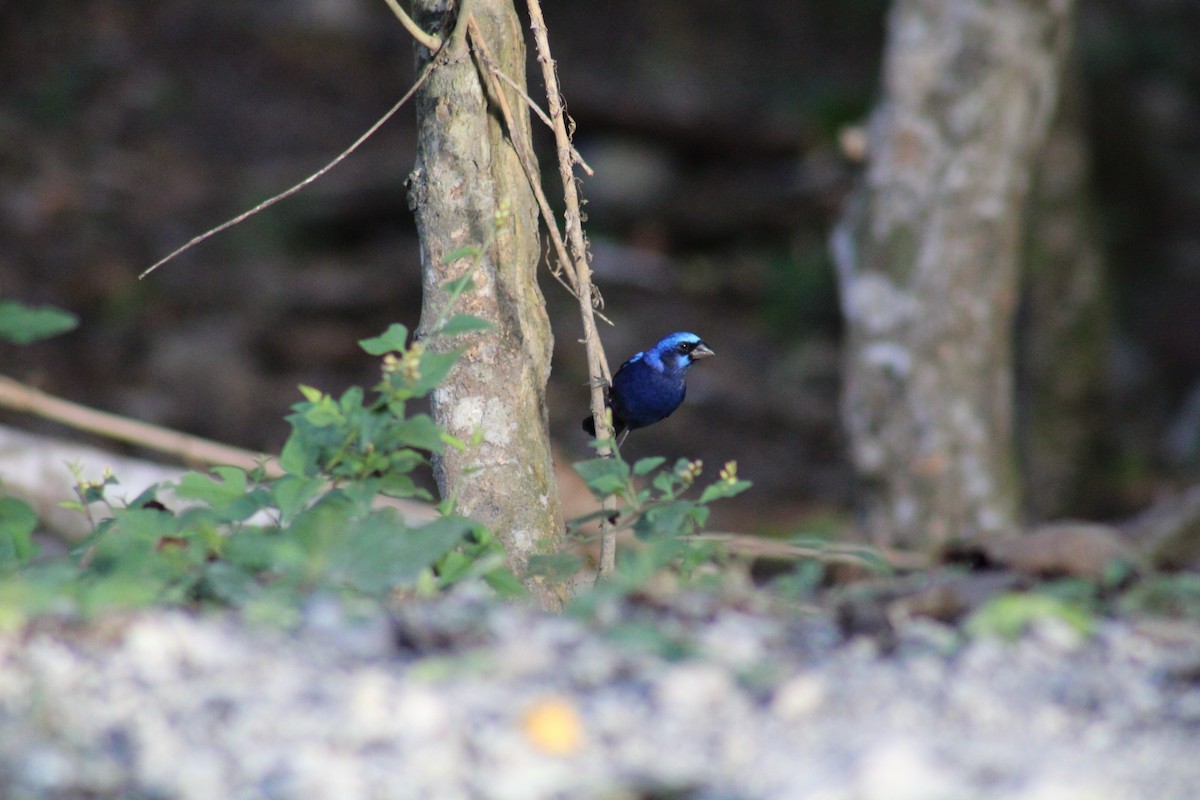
top-left (634, 500), bottom-right (698, 540)
top-left (965, 592), bottom-right (1095, 641)
top-left (396, 414), bottom-right (446, 452)
top-left (338, 385), bottom-right (366, 414)
top-left (441, 247), bottom-right (481, 269)
top-left (0, 300), bottom-right (78, 344)
top-left (303, 395), bottom-right (345, 427)
top-left (298, 385), bottom-right (324, 403)
top-left (435, 313), bottom-right (493, 337)
top-left (698, 479), bottom-right (753, 504)
top-left (175, 468), bottom-right (269, 523)
top-left (412, 350), bottom-right (461, 395)
top-left (652, 470), bottom-right (679, 494)
top-left (573, 458), bottom-right (631, 498)
top-left (324, 513), bottom-right (474, 593)
top-left (377, 473), bottom-right (425, 500)
top-left (483, 567), bottom-right (527, 599)
top-left (359, 324), bottom-right (410, 355)
top-left (434, 550), bottom-right (472, 583)
top-left (440, 431), bottom-right (468, 452)
top-left (271, 475), bottom-right (324, 523)
top-left (202, 561), bottom-right (262, 606)
top-left (633, 457), bottom-right (667, 476)
top-left (0, 497), bottom-right (38, 566)
top-left (109, 506), bottom-right (181, 544)
top-left (222, 528), bottom-right (283, 573)
top-left (278, 432), bottom-right (312, 476)
top-left (175, 467), bottom-right (248, 506)
top-left (125, 485), bottom-right (162, 510)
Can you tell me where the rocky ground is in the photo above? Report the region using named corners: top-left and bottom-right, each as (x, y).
top-left (1, 588), bottom-right (1198, 800)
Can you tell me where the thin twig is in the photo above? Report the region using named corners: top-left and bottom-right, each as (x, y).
top-left (381, 0), bottom-right (441, 51)
top-left (487, 65), bottom-right (593, 176)
top-left (524, 0), bottom-right (617, 580)
top-left (465, 17), bottom-right (611, 337)
top-left (467, 16), bottom-right (579, 297)
top-left (140, 50), bottom-right (443, 279)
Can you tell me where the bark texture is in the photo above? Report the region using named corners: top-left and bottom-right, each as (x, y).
top-left (1019, 50), bottom-right (1110, 520)
top-left (832, 0), bottom-right (1073, 548)
top-left (408, 0), bottom-right (565, 608)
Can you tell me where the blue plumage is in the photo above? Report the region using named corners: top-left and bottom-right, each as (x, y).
top-left (582, 332), bottom-right (714, 438)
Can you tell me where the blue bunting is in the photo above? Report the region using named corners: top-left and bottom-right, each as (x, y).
top-left (582, 332), bottom-right (714, 439)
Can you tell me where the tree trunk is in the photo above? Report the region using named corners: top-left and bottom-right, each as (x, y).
top-left (1018, 47), bottom-right (1111, 521)
top-left (407, 0), bottom-right (565, 608)
top-left (832, 0), bottom-right (1073, 549)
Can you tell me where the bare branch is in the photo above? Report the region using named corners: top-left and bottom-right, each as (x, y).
top-left (524, 0), bottom-right (617, 578)
top-left (0, 374), bottom-right (281, 476)
top-left (487, 64), bottom-right (594, 175)
top-left (141, 49), bottom-right (443, 279)
top-left (381, 0), bottom-right (441, 51)
top-left (467, 16), bottom-right (579, 296)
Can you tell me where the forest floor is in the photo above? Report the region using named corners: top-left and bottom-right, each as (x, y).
top-left (1, 586), bottom-right (1198, 800)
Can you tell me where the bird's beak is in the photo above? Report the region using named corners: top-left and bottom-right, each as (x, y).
top-left (692, 342), bottom-right (715, 359)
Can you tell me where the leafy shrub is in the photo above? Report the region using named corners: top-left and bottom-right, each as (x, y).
top-left (0, 279), bottom-right (758, 626)
top-left (0, 286), bottom-right (519, 626)
top-left (534, 448), bottom-right (753, 599)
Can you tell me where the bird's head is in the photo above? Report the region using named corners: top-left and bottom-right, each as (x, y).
top-left (653, 331), bottom-right (715, 373)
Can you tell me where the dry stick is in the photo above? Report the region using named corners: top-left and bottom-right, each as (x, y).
top-left (381, 0), bottom-right (441, 52)
top-left (486, 65), bottom-right (594, 176)
top-left (140, 47), bottom-right (444, 279)
top-left (466, 17), bottom-right (578, 299)
top-left (465, 20), bottom-right (614, 326)
top-left (0, 374), bottom-right (282, 476)
top-left (524, 0), bottom-right (618, 580)
top-left (467, 25), bottom-right (609, 324)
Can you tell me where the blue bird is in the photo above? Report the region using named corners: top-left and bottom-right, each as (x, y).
top-left (582, 332), bottom-right (715, 439)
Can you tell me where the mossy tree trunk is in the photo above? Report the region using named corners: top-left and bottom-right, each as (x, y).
top-left (832, 0), bottom-right (1074, 549)
top-left (407, 0), bottom-right (565, 608)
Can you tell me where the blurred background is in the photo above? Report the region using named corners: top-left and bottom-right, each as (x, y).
top-left (2, 0), bottom-right (1198, 533)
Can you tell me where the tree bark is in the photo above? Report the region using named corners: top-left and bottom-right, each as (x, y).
top-left (1018, 47), bottom-right (1110, 521)
top-left (408, 0), bottom-right (565, 608)
top-left (832, 0), bottom-right (1073, 549)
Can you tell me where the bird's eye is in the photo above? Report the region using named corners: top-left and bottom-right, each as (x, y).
top-left (677, 343), bottom-right (691, 353)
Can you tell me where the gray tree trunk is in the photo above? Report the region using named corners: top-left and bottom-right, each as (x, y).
top-left (832, 0), bottom-right (1074, 549)
top-left (1019, 49), bottom-right (1110, 521)
top-left (408, 0), bottom-right (565, 608)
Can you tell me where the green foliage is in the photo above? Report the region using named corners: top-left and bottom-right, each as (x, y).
top-left (0, 298), bottom-right (78, 344)
top-left (0, 271), bottom-right (764, 627)
top-left (0, 497), bottom-right (38, 568)
top-left (562, 442), bottom-right (752, 601)
top-left (1119, 572), bottom-right (1200, 619)
top-left (572, 451), bottom-right (750, 541)
top-left (965, 591), bottom-right (1096, 641)
top-left (0, 291), bottom-right (520, 627)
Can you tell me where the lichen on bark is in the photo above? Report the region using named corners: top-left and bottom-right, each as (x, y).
top-left (833, 0), bottom-right (1074, 549)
